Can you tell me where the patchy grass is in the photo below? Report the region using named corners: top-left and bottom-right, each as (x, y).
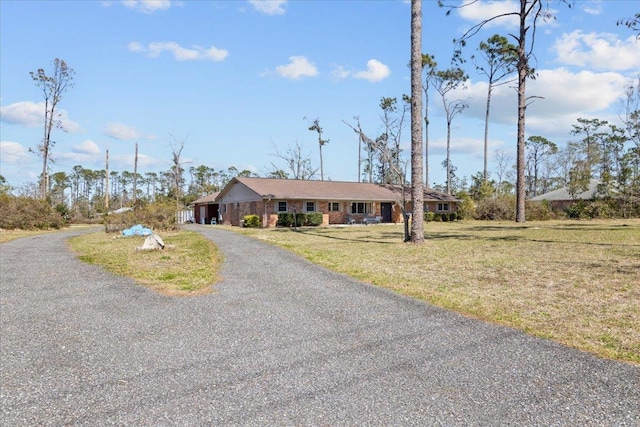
top-left (234, 219), bottom-right (640, 365)
top-left (68, 230), bottom-right (222, 296)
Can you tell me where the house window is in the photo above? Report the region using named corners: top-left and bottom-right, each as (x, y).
top-left (277, 201), bottom-right (287, 212)
top-left (437, 203), bottom-right (449, 212)
top-left (305, 201), bottom-right (316, 212)
top-left (328, 202), bottom-right (340, 212)
top-left (350, 202), bottom-right (372, 214)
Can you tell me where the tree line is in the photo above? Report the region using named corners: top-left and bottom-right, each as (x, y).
top-left (7, 2), bottom-right (639, 230)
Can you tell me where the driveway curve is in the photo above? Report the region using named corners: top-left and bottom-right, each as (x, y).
top-left (1, 225), bottom-right (638, 426)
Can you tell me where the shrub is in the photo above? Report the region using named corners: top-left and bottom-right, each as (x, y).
top-left (475, 196), bottom-right (516, 220)
top-left (103, 201), bottom-right (179, 233)
top-left (454, 191), bottom-right (476, 220)
top-left (584, 200), bottom-right (616, 219)
top-left (277, 213), bottom-right (293, 227)
top-left (243, 214), bottom-right (261, 228)
top-left (276, 212), bottom-right (323, 227)
top-left (305, 212), bottom-right (323, 226)
top-left (0, 194), bottom-right (67, 230)
top-left (424, 211), bottom-right (436, 222)
top-left (525, 200), bottom-right (556, 221)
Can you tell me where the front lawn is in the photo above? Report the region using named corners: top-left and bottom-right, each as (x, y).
top-left (235, 219), bottom-right (640, 364)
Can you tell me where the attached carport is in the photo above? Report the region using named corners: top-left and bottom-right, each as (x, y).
top-left (192, 192), bottom-right (220, 224)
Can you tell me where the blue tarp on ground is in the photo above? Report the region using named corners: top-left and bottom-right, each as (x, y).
top-left (122, 224), bottom-right (153, 237)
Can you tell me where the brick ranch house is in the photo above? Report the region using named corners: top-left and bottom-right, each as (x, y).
top-left (205, 177), bottom-right (459, 228)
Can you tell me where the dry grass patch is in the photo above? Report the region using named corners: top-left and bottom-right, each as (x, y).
top-left (68, 230), bottom-right (221, 296)
top-left (235, 220), bottom-right (640, 364)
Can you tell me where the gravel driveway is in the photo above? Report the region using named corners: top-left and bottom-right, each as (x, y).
top-left (1, 225), bottom-right (638, 426)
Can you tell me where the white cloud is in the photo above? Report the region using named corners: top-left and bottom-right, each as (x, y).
top-left (353, 59), bottom-right (391, 83)
top-left (57, 111), bottom-right (81, 133)
top-left (456, 0), bottom-right (520, 29)
top-left (455, 0), bottom-right (561, 31)
top-left (128, 41), bottom-right (229, 62)
top-left (73, 140), bottom-right (101, 155)
top-left (457, 67), bottom-right (628, 141)
top-left (112, 152), bottom-right (162, 170)
top-left (552, 31), bottom-right (640, 71)
top-left (581, 1), bottom-right (603, 16)
top-left (104, 123), bottom-right (144, 140)
top-left (526, 68), bottom-right (628, 135)
top-left (0, 141), bottom-right (28, 164)
top-left (0, 101), bottom-right (80, 132)
top-left (525, 68), bottom-right (628, 118)
top-left (430, 135), bottom-right (487, 156)
top-left (330, 65), bottom-right (351, 80)
top-left (121, 0), bottom-right (174, 14)
top-left (274, 56), bottom-right (318, 79)
top-left (1, 101), bottom-right (42, 127)
top-left (248, 0), bottom-right (287, 16)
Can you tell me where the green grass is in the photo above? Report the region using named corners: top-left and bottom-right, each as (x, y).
top-left (68, 230), bottom-right (222, 296)
top-left (233, 219), bottom-right (640, 365)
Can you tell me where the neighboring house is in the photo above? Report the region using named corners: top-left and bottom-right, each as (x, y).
top-left (529, 179), bottom-right (614, 210)
top-left (213, 177), bottom-right (459, 227)
top-left (191, 192), bottom-right (220, 224)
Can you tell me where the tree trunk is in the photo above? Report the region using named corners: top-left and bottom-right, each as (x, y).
top-left (484, 83), bottom-right (493, 182)
top-left (424, 89), bottom-right (429, 186)
top-left (319, 142), bottom-right (324, 181)
top-left (410, 0), bottom-right (424, 243)
top-left (515, 0), bottom-right (527, 223)
top-left (446, 120), bottom-right (452, 195)
top-left (105, 150), bottom-right (109, 210)
top-left (133, 143), bottom-right (138, 205)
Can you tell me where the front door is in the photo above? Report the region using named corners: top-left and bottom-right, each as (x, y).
top-left (381, 203), bottom-right (392, 223)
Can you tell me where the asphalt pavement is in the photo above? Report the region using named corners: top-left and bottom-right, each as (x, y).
top-left (1, 225), bottom-right (638, 426)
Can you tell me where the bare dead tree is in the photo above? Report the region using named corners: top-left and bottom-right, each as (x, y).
top-left (30, 58), bottom-right (75, 199)
top-left (168, 133), bottom-right (188, 208)
top-left (343, 118), bottom-right (376, 182)
top-left (343, 118), bottom-right (412, 241)
top-left (270, 141), bottom-right (319, 180)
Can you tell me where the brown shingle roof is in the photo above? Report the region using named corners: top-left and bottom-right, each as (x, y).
top-left (226, 177), bottom-right (400, 201)
top-left (193, 192), bottom-right (220, 204)
top-left (215, 177), bottom-right (459, 203)
top-left (380, 184), bottom-right (461, 202)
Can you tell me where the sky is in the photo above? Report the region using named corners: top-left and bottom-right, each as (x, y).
top-left (1, 0), bottom-right (639, 191)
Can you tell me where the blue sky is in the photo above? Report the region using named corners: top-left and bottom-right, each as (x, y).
top-left (1, 0), bottom-right (639, 190)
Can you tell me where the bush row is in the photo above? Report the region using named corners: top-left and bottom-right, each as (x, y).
top-left (103, 201), bottom-right (180, 233)
top-left (424, 212), bottom-right (459, 222)
top-left (564, 199), bottom-right (639, 219)
top-left (0, 194), bottom-right (67, 230)
top-left (276, 212), bottom-right (323, 227)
